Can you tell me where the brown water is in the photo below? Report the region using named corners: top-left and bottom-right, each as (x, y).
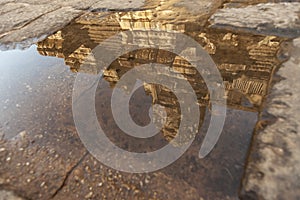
top-left (0, 1), bottom-right (285, 200)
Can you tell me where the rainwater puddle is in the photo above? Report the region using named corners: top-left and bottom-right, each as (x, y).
top-left (0, 2), bottom-right (285, 199)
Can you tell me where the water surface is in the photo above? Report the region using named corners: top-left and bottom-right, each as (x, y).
top-left (0, 2), bottom-right (284, 199)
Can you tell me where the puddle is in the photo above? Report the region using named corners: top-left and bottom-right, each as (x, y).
top-left (0, 45), bottom-right (77, 139)
top-left (0, 2), bottom-right (285, 200)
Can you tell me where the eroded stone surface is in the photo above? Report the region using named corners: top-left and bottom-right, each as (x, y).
top-left (0, 128), bottom-right (201, 200)
top-left (0, 190), bottom-right (24, 200)
top-left (91, 0), bottom-right (145, 11)
top-left (0, 4), bottom-right (60, 35)
top-left (210, 3), bottom-right (300, 38)
top-left (0, 0), bottom-right (145, 50)
top-left (0, 129), bottom-right (88, 200)
top-left (240, 38), bottom-right (300, 199)
top-left (0, 7), bottom-right (82, 49)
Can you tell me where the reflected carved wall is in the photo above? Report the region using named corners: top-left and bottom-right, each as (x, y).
top-left (37, 10), bottom-right (282, 142)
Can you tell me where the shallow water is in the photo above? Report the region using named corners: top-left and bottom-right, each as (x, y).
top-left (0, 1), bottom-right (284, 199)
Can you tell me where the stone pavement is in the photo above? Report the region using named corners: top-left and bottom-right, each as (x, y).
top-left (1, 0), bottom-right (300, 199)
top-left (210, 2), bottom-right (300, 38)
top-left (0, 0), bottom-right (225, 50)
top-left (0, 190), bottom-right (23, 200)
top-left (0, 0), bottom-right (144, 50)
top-left (209, 2), bottom-right (300, 199)
top-left (240, 37), bottom-right (300, 200)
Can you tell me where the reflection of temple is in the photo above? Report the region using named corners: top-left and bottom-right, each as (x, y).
top-left (37, 10), bottom-right (281, 142)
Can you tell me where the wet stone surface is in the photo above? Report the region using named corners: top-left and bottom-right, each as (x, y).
top-left (0, 0), bottom-right (223, 50)
top-left (0, 0), bottom-right (144, 50)
top-left (0, 190), bottom-right (23, 200)
top-left (240, 38), bottom-right (300, 200)
top-left (0, 0), bottom-right (299, 200)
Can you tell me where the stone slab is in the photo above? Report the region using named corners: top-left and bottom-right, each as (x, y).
top-left (240, 38), bottom-right (300, 199)
top-left (210, 3), bottom-right (300, 38)
top-left (0, 190), bottom-right (24, 200)
top-left (0, 7), bottom-right (83, 50)
top-left (0, 4), bottom-right (60, 35)
top-left (0, 0), bottom-right (145, 50)
top-left (90, 0), bottom-right (145, 11)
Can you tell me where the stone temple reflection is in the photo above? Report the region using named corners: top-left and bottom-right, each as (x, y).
top-left (37, 10), bottom-right (281, 143)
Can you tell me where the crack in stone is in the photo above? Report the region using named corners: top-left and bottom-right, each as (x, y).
top-left (50, 151), bottom-right (89, 199)
top-left (0, 6), bottom-right (61, 39)
top-left (15, 7), bottom-right (62, 32)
